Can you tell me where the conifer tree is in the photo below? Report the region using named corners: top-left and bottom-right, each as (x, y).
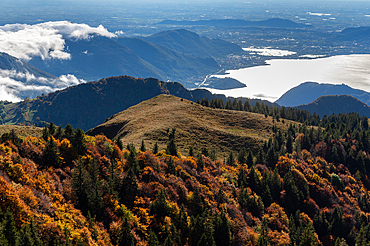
top-left (148, 230), bottom-right (160, 246)
top-left (127, 144), bottom-right (140, 176)
top-left (120, 168), bottom-right (139, 208)
top-left (226, 151), bottom-right (234, 166)
top-left (188, 146), bottom-right (194, 157)
top-left (299, 222), bottom-right (316, 246)
top-left (196, 153), bottom-right (204, 171)
top-left (213, 210), bottom-right (231, 246)
top-left (3, 209), bottom-right (18, 246)
top-left (17, 223), bottom-right (35, 246)
top-left (118, 218), bottom-right (135, 246)
top-left (107, 159), bottom-right (119, 200)
top-left (72, 128), bottom-right (87, 156)
top-left (43, 137), bottom-right (60, 167)
top-left (166, 139), bottom-right (178, 157)
top-left (115, 138), bottom-right (124, 150)
top-left (42, 125), bottom-right (50, 141)
top-left (64, 124), bottom-right (74, 140)
top-left (247, 149), bottom-right (254, 166)
top-left (55, 125), bottom-right (63, 140)
top-left (48, 122), bottom-right (56, 136)
top-left (140, 140), bottom-right (146, 152)
top-left (237, 147), bottom-right (247, 164)
top-left (257, 218), bottom-right (269, 246)
top-left (88, 159), bottom-right (103, 220)
top-left (72, 158), bottom-right (90, 215)
top-left (237, 167), bottom-right (247, 188)
top-left (152, 142), bottom-right (159, 154)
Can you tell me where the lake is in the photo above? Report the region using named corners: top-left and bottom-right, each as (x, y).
top-left (205, 54), bottom-right (370, 102)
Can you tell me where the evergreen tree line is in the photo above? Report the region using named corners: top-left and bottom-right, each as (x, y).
top-left (197, 97), bottom-right (369, 129)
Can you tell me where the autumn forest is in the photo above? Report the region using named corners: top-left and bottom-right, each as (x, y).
top-left (1, 97), bottom-right (370, 246)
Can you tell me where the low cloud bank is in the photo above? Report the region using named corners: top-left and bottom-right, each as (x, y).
top-left (0, 69), bottom-right (85, 102)
top-left (0, 21), bottom-right (116, 61)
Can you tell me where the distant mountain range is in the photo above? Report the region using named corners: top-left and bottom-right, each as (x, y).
top-left (157, 18), bottom-right (307, 28)
top-left (26, 29), bottom-right (243, 88)
top-left (143, 29), bottom-right (244, 58)
top-left (276, 82), bottom-right (370, 107)
top-left (335, 26), bottom-right (370, 42)
top-left (296, 95), bottom-right (370, 117)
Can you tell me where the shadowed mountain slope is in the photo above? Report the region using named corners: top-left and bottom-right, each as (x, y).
top-left (296, 94), bottom-right (370, 117)
top-left (276, 82), bottom-right (370, 107)
top-left (143, 29), bottom-right (244, 58)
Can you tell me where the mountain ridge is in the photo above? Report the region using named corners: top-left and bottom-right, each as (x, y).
top-left (276, 82), bottom-right (370, 107)
top-left (157, 18), bottom-right (307, 28)
top-left (296, 94), bottom-right (370, 117)
top-left (2, 75), bottom-right (277, 131)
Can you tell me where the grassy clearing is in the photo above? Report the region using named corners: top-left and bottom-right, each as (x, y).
top-left (87, 94), bottom-right (301, 160)
top-left (0, 125), bottom-right (42, 138)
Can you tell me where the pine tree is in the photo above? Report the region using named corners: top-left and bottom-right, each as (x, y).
top-left (188, 146), bottom-right (194, 157)
top-left (29, 218), bottom-right (43, 246)
top-left (140, 140), bottom-right (146, 152)
top-left (115, 138), bottom-right (124, 150)
top-left (55, 125), bottom-right (63, 140)
top-left (237, 147), bottom-right (247, 164)
top-left (299, 222), bottom-right (316, 246)
top-left (152, 142), bottom-right (159, 154)
top-left (286, 132), bottom-right (293, 153)
top-left (17, 223), bottom-right (34, 246)
top-left (64, 124), bottom-right (74, 140)
top-left (127, 144), bottom-right (140, 176)
top-left (42, 125), bottom-right (50, 141)
top-left (3, 209), bottom-right (18, 246)
top-left (237, 167), bottom-right (247, 188)
top-left (72, 158), bottom-right (90, 215)
top-left (247, 149), bottom-right (254, 166)
top-left (118, 218), bottom-right (135, 246)
top-left (72, 128), bottom-right (87, 156)
top-left (197, 153), bottom-right (204, 171)
top-left (213, 210), bottom-right (231, 246)
top-left (120, 168), bottom-right (139, 208)
top-left (166, 139), bottom-right (178, 157)
top-left (48, 122), bottom-right (56, 136)
top-left (88, 159), bottom-right (103, 220)
top-left (107, 159), bottom-right (119, 200)
top-left (148, 230), bottom-right (160, 246)
top-left (43, 137), bottom-right (60, 167)
top-left (257, 218), bottom-right (269, 246)
top-left (226, 151), bottom-right (234, 166)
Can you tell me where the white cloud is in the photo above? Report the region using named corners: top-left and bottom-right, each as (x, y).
top-left (0, 21), bottom-right (116, 61)
top-left (0, 69), bottom-right (85, 102)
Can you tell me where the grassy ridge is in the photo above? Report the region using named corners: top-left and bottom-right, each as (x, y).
top-left (87, 94), bottom-right (296, 159)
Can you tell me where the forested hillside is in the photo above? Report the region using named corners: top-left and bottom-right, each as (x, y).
top-left (1, 97), bottom-right (370, 245)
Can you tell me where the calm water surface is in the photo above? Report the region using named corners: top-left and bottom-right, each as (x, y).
top-left (206, 54), bottom-right (370, 102)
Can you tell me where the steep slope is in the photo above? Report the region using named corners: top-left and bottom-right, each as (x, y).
top-left (0, 52), bottom-right (76, 100)
top-left (143, 29), bottom-right (244, 58)
top-left (296, 95), bottom-right (370, 117)
top-left (28, 36), bottom-right (167, 82)
top-left (87, 94), bottom-right (291, 159)
top-left (115, 37), bottom-right (219, 86)
top-left (276, 82), bottom-right (370, 107)
top-left (3, 75), bottom-right (277, 131)
top-left (0, 52), bottom-right (56, 79)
